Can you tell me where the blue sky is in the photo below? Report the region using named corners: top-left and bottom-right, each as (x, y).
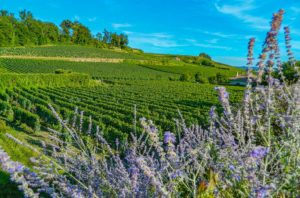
top-left (1, 0), bottom-right (300, 66)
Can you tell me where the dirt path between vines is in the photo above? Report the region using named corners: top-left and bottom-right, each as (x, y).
top-left (0, 55), bottom-right (125, 63)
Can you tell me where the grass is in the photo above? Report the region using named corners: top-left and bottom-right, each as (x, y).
top-left (0, 120), bottom-right (41, 197)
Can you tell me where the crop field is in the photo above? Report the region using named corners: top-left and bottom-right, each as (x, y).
top-left (0, 57), bottom-right (242, 81)
top-left (1, 81), bottom-right (243, 141)
top-left (0, 4), bottom-right (299, 197)
top-left (0, 58), bottom-right (177, 80)
top-left (0, 45), bottom-right (147, 59)
top-left (0, 47), bottom-right (244, 136)
top-left (0, 45), bottom-right (245, 196)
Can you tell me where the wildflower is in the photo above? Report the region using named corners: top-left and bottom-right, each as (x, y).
top-left (164, 131), bottom-right (176, 144)
top-left (229, 165), bottom-right (235, 171)
top-left (250, 146), bottom-right (269, 159)
top-left (255, 186), bottom-right (271, 198)
top-left (170, 170), bottom-right (183, 179)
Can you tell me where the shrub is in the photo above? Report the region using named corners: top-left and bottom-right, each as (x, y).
top-left (195, 72), bottom-right (206, 83)
top-left (200, 59), bottom-right (214, 67)
top-left (54, 69), bottom-right (72, 74)
top-left (208, 76), bottom-right (217, 84)
top-left (179, 73), bottom-right (191, 82)
top-left (215, 72), bottom-right (228, 84)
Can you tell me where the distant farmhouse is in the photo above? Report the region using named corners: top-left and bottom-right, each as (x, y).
top-left (229, 72), bottom-right (256, 86)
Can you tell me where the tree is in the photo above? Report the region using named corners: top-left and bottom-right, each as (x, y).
top-left (111, 33), bottom-right (120, 47)
top-left (199, 52), bottom-right (211, 60)
top-left (0, 9), bottom-right (130, 49)
top-left (102, 29), bottom-right (111, 44)
top-left (0, 10), bottom-right (8, 17)
top-left (120, 33), bottom-right (129, 48)
top-left (60, 20), bottom-right (73, 42)
top-left (19, 10), bottom-right (33, 22)
top-left (71, 22), bottom-right (92, 45)
top-left (96, 32), bottom-right (102, 41)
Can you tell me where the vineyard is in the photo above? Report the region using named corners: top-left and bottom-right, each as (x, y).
top-left (0, 54), bottom-right (242, 81)
top-left (0, 45), bottom-right (245, 196)
top-left (0, 81), bottom-right (243, 142)
top-left (0, 45), bottom-right (146, 59)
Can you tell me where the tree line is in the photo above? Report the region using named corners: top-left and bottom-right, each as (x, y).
top-left (0, 10), bottom-right (129, 48)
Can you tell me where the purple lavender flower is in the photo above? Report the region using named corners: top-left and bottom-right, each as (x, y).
top-left (250, 146), bottom-right (269, 159)
top-left (229, 164), bottom-right (235, 171)
top-left (164, 131), bottom-right (176, 144)
top-left (255, 186), bottom-right (269, 198)
top-left (170, 170), bottom-right (183, 179)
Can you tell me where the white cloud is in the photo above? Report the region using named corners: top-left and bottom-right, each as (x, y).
top-left (149, 33), bottom-right (172, 38)
top-left (205, 38), bottom-right (219, 44)
top-left (214, 0), bottom-right (269, 30)
top-left (185, 39), bottom-right (231, 50)
top-left (201, 30), bottom-right (236, 38)
top-left (88, 17), bottom-right (97, 22)
top-left (126, 32), bottom-right (184, 48)
top-left (112, 23), bottom-right (132, 29)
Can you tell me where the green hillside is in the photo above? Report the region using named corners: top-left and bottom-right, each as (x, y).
top-left (0, 45), bottom-right (244, 195)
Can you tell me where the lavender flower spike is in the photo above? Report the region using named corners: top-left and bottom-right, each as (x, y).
top-left (250, 146), bottom-right (269, 159)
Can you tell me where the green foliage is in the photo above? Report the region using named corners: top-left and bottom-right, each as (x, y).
top-left (216, 72), bottom-right (229, 84)
top-left (179, 73), bottom-right (191, 82)
top-left (274, 61), bottom-right (300, 84)
top-left (208, 73), bottom-right (229, 84)
top-left (6, 82), bottom-right (242, 142)
top-left (13, 106), bottom-right (40, 131)
top-left (0, 9), bottom-right (129, 49)
top-left (208, 76), bottom-right (217, 84)
top-left (54, 69), bottom-right (72, 74)
top-left (195, 72), bottom-right (206, 83)
top-left (199, 52), bottom-right (212, 60)
top-left (0, 91), bottom-right (10, 102)
top-left (201, 59), bottom-right (214, 67)
top-left (0, 45), bottom-right (145, 59)
top-left (0, 58), bottom-right (177, 81)
top-left (0, 100), bottom-right (11, 116)
top-left (0, 171), bottom-right (24, 198)
top-left (0, 73), bottom-right (90, 88)
top-left (0, 119), bottom-right (8, 131)
top-left (35, 104), bottom-right (60, 127)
